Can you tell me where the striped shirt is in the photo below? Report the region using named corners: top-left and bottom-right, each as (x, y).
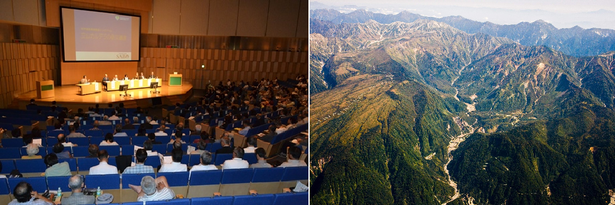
top-left (137, 187), bottom-right (175, 202)
top-left (122, 164), bottom-right (154, 174)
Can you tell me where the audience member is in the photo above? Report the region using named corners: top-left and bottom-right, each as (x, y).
top-left (189, 151), bottom-right (217, 179)
top-left (123, 149), bottom-right (154, 174)
top-left (122, 118), bottom-right (135, 130)
top-left (57, 134), bottom-right (76, 147)
top-left (129, 176), bottom-right (174, 202)
top-left (21, 144), bottom-right (41, 159)
top-left (53, 143), bottom-right (72, 159)
top-left (89, 150), bottom-right (118, 175)
top-left (66, 126), bottom-right (86, 138)
top-left (89, 121), bottom-right (101, 130)
top-left (147, 133), bottom-right (162, 144)
top-left (278, 146), bottom-right (306, 167)
top-left (244, 137), bottom-right (257, 153)
top-left (158, 149), bottom-right (187, 172)
top-left (250, 148), bottom-right (272, 168)
top-left (222, 147), bottom-right (249, 170)
top-left (189, 140), bottom-right (208, 155)
top-left (9, 181), bottom-right (54, 205)
top-left (215, 138), bottom-right (233, 154)
top-left (86, 144), bottom-right (99, 158)
top-left (61, 175), bottom-right (95, 205)
top-left (44, 153), bottom-right (71, 177)
top-left (100, 133), bottom-right (119, 146)
top-left (114, 125), bottom-right (128, 137)
top-left (143, 140), bottom-right (159, 156)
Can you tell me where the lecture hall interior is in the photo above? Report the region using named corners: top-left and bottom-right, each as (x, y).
top-left (0, 0), bottom-right (308, 204)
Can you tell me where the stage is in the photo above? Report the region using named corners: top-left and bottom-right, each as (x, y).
top-left (15, 83), bottom-right (193, 110)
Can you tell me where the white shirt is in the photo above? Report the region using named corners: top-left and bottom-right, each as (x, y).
top-left (108, 115), bottom-right (120, 120)
top-left (154, 131), bottom-right (167, 136)
top-left (137, 187), bottom-right (174, 202)
top-left (243, 146), bottom-right (256, 153)
top-left (61, 142), bottom-right (76, 147)
top-left (89, 161), bottom-right (118, 175)
top-left (99, 141), bottom-right (119, 146)
top-left (159, 162), bottom-right (187, 173)
top-left (222, 158), bottom-right (249, 170)
top-left (146, 150), bottom-right (158, 156)
top-left (189, 164), bottom-right (218, 179)
top-left (278, 159), bottom-right (307, 167)
top-left (114, 132), bottom-right (128, 137)
top-left (250, 160), bottom-right (273, 168)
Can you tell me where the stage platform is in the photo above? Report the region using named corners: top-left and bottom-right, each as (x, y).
top-left (14, 83), bottom-right (193, 110)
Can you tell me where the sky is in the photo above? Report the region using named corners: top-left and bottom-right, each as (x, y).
top-left (311, 0), bottom-right (615, 30)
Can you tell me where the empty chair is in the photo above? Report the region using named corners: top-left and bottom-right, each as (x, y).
top-left (84, 129), bottom-right (103, 137)
top-left (131, 136), bottom-right (148, 146)
top-left (219, 168), bottom-right (254, 196)
top-left (15, 159), bottom-right (46, 174)
top-left (71, 146), bottom-right (90, 157)
top-left (124, 129), bottom-right (137, 137)
top-left (47, 130), bottom-right (66, 138)
top-left (46, 137), bottom-right (59, 146)
top-left (90, 137), bottom-right (104, 145)
top-left (214, 153), bottom-right (233, 166)
top-left (2, 138), bottom-right (24, 147)
top-left (8, 177), bottom-right (47, 193)
top-left (232, 194), bottom-right (275, 205)
top-left (273, 192), bottom-right (308, 205)
top-left (206, 143), bottom-right (222, 153)
top-left (155, 136), bottom-right (169, 143)
top-left (144, 155), bottom-right (161, 169)
top-left (0, 160), bottom-right (15, 174)
top-left (190, 196), bottom-right (234, 205)
top-left (67, 137), bottom-right (89, 146)
top-left (157, 171), bottom-right (189, 196)
top-left (188, 154), bottom-right (201, 166)
top-left (46, 176), bottom-right (72, 197)
top-left (279, 166), bottom-right (309, 191)
top-left (100, 145), bottom-right (120, 156)
top-left (85, 174), bottom-right (121, 198)
top-left (122, 145), bottom-right (135, 156)
top-left (243, 153), bottom-right (258, 164)
top-left (0, 148), bottom-right (22, 159)
top-left (0, 178), bottom-right (11, 204)
top-left (186, 170), bottom-right (223, 198)
top-left (152, 144), bottom-right (167, 154)
top-left (249, 167), bottom-right (285, 194)
top-left (120, 173), bottom-right (156, 202)
top-left (113, 137), bottom-right (130, 146)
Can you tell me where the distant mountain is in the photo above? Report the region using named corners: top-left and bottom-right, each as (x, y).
top-left (310, 9), bottom-right (615, 57)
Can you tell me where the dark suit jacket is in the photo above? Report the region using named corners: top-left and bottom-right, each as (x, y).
top-left (215, 146), bottom-right (234, 154)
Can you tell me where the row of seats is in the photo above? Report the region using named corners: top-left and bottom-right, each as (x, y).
top-left (0, 167), bottom-right (308, 203)
top-left (3, 134), bottom-right (204, 148)
top-left (0, 151), bottom-right (259, 174)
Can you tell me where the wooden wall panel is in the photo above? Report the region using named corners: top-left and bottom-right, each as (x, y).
top-left (266, 0), bottom-right (301, 37)
top-left (236, 0), bottom-right (269, 37)
top-left (207, 0), bottom-right (239, 36)
top-left (152, 0), bottom-right (181, 35)
top-left (179, 0), bottom-right (210, 35)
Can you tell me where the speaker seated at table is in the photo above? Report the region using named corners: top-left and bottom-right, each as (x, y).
top-left (150, 82), bottom-right (160, 94)
top-left (119, 85), bottom-right (131, 97)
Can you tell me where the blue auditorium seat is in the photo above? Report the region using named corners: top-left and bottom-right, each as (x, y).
top-left (243, 153), bottom-right (257, 164)
top-left (249, 167), bottom-right (285, 194)
top-left (46, 176), bottom-right (71, 196)
top-left (232, 194), bottom-right (275, 205)
top-left (84, 130), bottom-right (103, 137)
top-left (89, 137), bottom-right (104, 145)
top-left (219, 168), bottom-right (254, 196)
top-left (77, 157), bottom-right (99, 172)
top-left (84, 174), bottom-right (120, 189)
top-left (186, 170), bottom-right (223, 198)
top-left (144, 155), bottom-right (161, 169)
top-left (191, 196), bottom-right (234, 205)
top-left (188, 154), bottom-right (201, 166)
top-left (99, 145), bottom-right (120, 156)
top-left (113, 137), bottom-right (130, 146)
top-left (71, 146), bottom-right (89, 157)
top-left (8, 177), bottom-right (47, 193)
top-left (0, 148), bottom-right (21, 159)
top-left (67, 137), bottom-right (89, 146)
top-left (58, 158), bottom-right (78, 172)
top-left (121, 173), bottom-right (155, 190)
top-left (206, 143), bottom-right (222, 153)
top-left (157, 171), bottom-right (189, 196)
top-left (214, 153), bottom-right (233, 166)
top-left (131, 136), bottom-right (148, 146)
top-left (46, 137), bottom-right (59, 146)
top-left (152, 144), bottom-right (167, 154)
top-left (147, 198), bottom-right (190, 205)
top-left (2, 138), bottom-right (24, 147)
top-left (273, 192), bottom-right (308, 205)
top-left (0, 160), bottom-right (15, 174)
top-left (15, 159), bottom-right (46, 173)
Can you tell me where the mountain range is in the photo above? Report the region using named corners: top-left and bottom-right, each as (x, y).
top-left (310, 11), bottom-right (615, 205)
top-left (311, 9), bottom-right (615, 57)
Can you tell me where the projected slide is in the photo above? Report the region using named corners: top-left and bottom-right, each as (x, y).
top-left (61, 8), bottom-right (140, 62)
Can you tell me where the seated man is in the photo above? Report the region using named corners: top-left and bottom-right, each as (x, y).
top-left (80, 75), bottom-right (88, 84)
top-left (244, 137), bottom-right (257, 153)
top-left (143, 140), bottom-right (159, 156)
top-left (9, 181), bottom-right (54, 205)
top-left (278, 146), bottom-right (307, 167)
top-left (147, 133), bottom-right (163, 144)
top-left (250, 148), bottom-right (272, 168)
top-left (53, 143), bottom-right (72, 159)
top-left (222, 147), bottom-right (249, 170)
top-left (89, 150), bottom-right (118, 175)
top-left (67, 125), bottom-right (86, 138)
top-left (44, 153), bottom-right (71, 177)
top-left (122, 118), bottom-right (135, 130)
top-left (123, 149), bottom-right (154, 174)
top-left (86, 144), bottom-right (99, 158)
top-left (129, 176), bottom-right (174, 202)
top-left (168, 132), bottom-right (186, 144)
top-left (114, 125), bottom-right (128, 137)
top-left (21, 144), bottom-right (41, 159)
top-left (215, 138), bottom-right (234, 154)
top-left (158, 149), bottom-right (187, 172)
top-left (189, 151), bottom-right (217, 179)
top-left (57, 134), bottom-right (77, 147)
top-left (61, 174), bottom-right (95, 205)
top-left (102, 74), bottom-right (109, 90)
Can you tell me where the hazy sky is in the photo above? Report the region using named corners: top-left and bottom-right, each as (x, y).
top-left (312, 0), bottom-right (615, 30)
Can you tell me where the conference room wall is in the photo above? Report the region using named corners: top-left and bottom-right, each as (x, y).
top-left (138, 47), bottom-right (308, 89)
top-left (0, 43), bottom-right (59, 108)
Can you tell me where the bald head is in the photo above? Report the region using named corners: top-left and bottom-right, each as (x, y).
top-left (68, 175), bottom-right (84, 190)
top-left (13, 182), bottom-right (32, 202)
